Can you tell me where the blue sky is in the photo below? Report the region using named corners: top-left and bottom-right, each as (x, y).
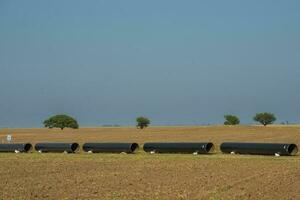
top-left (0, 0), bottom-right (300, 127)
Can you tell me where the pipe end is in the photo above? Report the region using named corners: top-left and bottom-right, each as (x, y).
top-left (288, 144), bottom-right (298, 155)
top-left (130, 143), bottom-right (139, 153)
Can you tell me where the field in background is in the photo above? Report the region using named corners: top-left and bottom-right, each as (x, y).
top-left (0, 126), bottom-right (300, 199)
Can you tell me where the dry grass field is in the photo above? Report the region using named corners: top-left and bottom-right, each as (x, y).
top-left (0, 125), bottom-right (300, 200)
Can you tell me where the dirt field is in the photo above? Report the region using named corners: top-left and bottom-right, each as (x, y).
top-left (0, 126), bottom-right (300, 200)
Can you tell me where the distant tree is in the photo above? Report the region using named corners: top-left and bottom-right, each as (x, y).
top-left (253, 112), bottom-right (276, 126)
top-left (224, 115), bottom-right (240, 125)
top-left (43, 114), bottom-right (79, 130)
top-left (136, 117), bottom-right (150, 129)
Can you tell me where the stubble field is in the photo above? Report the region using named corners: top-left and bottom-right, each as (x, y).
top-left (0, 125), bottom-right (299, 200)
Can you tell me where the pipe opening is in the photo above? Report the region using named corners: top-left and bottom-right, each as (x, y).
top-left (288, 144), bottom-right (298, 155)
top-left (24, 143), bottom-right (33, 152)
top-left (71, 143), bottom-right (79, 152)
top-left (130, 143), bottom-right (139, 152)
top-left (205, 143), bottom-right (214, 153)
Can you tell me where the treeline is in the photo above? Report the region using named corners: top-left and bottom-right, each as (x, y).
top-left (224, 112), bottom-right (276, 126)
top-left (42, 112), bottom-right (277, 130)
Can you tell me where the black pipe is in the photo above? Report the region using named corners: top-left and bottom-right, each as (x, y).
top-left (35, 142), bottom-right (79, 153)
top-left (220, 142), bottom-right (298, 156)
top-left (143, 142), bottom-right (214, 154)
top-left (0, 143), bottom-right (32, 153)
top-left (83, 142), bottom-right (139, 153)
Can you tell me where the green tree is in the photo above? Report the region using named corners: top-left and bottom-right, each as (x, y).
top-left (43, 114), bottom-right (79, 130)
top-left (253, 112), bottom-right (276, 126)
top-left (224, 115), bottom-right (240, 125)
top-left (136, 116), bottom-right (150, 129)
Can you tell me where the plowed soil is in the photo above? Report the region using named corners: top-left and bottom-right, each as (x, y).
top-left (0, 126), bottom-right (299, 200)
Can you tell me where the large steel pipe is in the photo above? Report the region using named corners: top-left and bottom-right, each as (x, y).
top-left (0, 143), bottom-right (32, 153)
top-left (220, 142), bottom-right (298, 156)
top-left (35, 142), bottom-right (79, 153)
top-left (83, 142), bottom-right (139, 153)
top-left (143, 142), bottom-right (214, 154)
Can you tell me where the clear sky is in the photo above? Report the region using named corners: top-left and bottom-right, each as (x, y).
top-left (1, 0), bottom-right (300, 127)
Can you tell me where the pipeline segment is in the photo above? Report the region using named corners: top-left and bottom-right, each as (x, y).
top-left (220, 142), bottom-right (298, 156)
top-left (143, 142), bottom-right (214, 154)
top-left (35, 142), bottom-right (79, 153)
top-left (83, 142), bottom-right (139, 153)
top-left (0, 143), bottom-right (32, 153)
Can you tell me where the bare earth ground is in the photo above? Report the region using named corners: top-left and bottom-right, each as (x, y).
top-left (0, 126), bottom-right (300, 200)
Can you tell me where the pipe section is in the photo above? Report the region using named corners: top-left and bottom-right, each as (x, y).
top-left (220, 142), bottom-right (298, 156)
top-left (143, 142), bottom-right (214, 154)
top-left (83, 142), bottom-right (139, 153)
top-left (0, 143), bottom-right (32, 153)
top-left (35, 142), bottom-right (79, 153)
